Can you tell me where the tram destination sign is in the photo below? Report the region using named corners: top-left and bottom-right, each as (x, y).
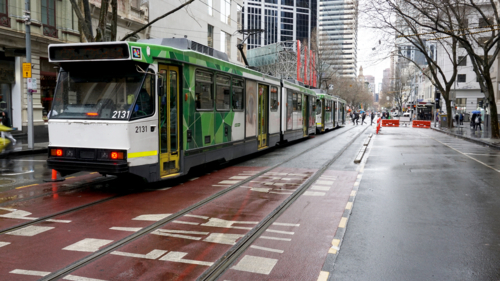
top-left (49, 43), bottom-right (130, 62)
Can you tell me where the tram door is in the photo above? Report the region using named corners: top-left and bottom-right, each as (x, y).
top-left (258, 84), bottom-right (268, 149)
top-left (159, 65), bottom-right (180, 177)
top-left (303, 95), bottom-right (307, 136)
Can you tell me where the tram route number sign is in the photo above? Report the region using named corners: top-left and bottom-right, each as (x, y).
top-left (27, 78), bottom-right (38, 92)
top-left (23, 63), bottom-right (31, 78)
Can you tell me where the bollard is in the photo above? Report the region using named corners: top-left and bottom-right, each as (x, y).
top-left (44, 169), bottom-right (65, 182)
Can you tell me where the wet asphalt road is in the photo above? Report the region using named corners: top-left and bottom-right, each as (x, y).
top-left (332, 127), bottom-right (500, 281)
top-left (0, 154), bottom-right (52, 192)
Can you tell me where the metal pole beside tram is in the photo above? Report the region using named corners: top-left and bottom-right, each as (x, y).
top-left (24, 0), bottom-right (34, 149)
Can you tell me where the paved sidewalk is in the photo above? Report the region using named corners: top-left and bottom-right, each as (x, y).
top-left (431, 121), bottom-right (500, 149)
top-left (1, 135), bottom-right (48, 157)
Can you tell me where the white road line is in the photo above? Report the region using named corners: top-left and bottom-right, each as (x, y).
top-left (64, 275), bottom-right (107, 281)
top-left (6, 226), bottom-right (54, 236)
top-left (1, 170), bottom-right (34, 175)
top-left (189, 177), bottom-right (199, 181)
top-left (269, 191), bottom-right (293, 195)
top-left (250, 245), bottom-right (284, 253)
top-left (464, 153), bottom-right (500, 156)
top-left (159, 251), bottom-right (214, 266)
top-left (315, 180), bottom-right (334, 185)
top-left (0, 207), bottom-right (37, 220)
top-left (303, 191), bottom-right (326, 196)
top-left (429, 136), bottom-right (500, 173)
top-left (10, 269), bottom-right (50, 276)
top-left (311, 185), bottom-right (331, 191)
top-left (259, 236), bottom-right (292, 241)
top-left (46, 219), bottom-right (72, 223)
top-left (151, 232), bottom-right (202, 240)
top-left (201, 218), bottom-right (257, 230)
top-left (229, 176), bottom-right (250, 180)
top-left (111, 249), bottom-right (167, 260)
top-left (272, 222), bottom-right (300, 227)
top-left (0, 242), bottom-right (10, 247)
top-left (110, 227), bottom-right (141, 232)
top-left (185, 214), bottom-right (209, 219)
top-left (172, 220), bottom-right (199, 225)
top-left (132, 214), bottom-right (171, 221)
top-left (219, 180), bottom-right (240, 185)
top-left (154, 229), bottom-right (209, 235)
top-left (265, 229), bottom-right (294, 235)
top-left (158, 187), bottom-right (171, 191)
top-left (231, 255), bottom-right (278, 274)
top-left (203, 233), bottom-right (244, 245)
top-left (63, 238), bottom-right (113, 252)
top-left (212, 184), bottom-right (231, 187)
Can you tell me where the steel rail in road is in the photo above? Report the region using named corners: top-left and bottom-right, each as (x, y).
top-left (41, 125), bottom-right (360, 281)
top-left (198, 126), bottom-right (369, 281)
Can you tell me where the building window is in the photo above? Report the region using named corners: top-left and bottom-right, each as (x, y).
top-left (208, 0), bottom-right (213, 16)
top-left (221, 0), bottom-right (231, 25)
top-left (0, 0), bottom-right (9, 28)
top-left (195, 71), bottom-right (214, 110)
top-left (207, 25), bottom-right (214, 48)
top-left (237, 4), bottom-right (242, 30)
top-left (42, 0), bottom-right (57, 38)
top-left (457, 74), bottom-right (466, 83)
top-left (221, 31), bottom-right (231, 57)
top-left (458, 56), bottom-right (467, 66)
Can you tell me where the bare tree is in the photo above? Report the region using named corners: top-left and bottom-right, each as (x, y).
top-left (364, 0), bottom-right (467, 127)
top-left (382, 0), bottom-right (500, 137)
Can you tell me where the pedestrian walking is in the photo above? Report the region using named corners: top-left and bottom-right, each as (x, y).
top-left (350, 112), bottom-right (355, 125)
top-left (454, 113), bottom-right (459, 126)
top-left (1, 111), bottom-right (16, 145)
top-left (370, 112), bottom-right (375, 125)
top-left (476, 113), bottom-right (482, 130)
top-left (459, 113), bottom-right (464, 125)
top-left (354, 112), bottom-right (360, 125)
top-left (361, 112), bottom-right (367, 124)
top-left (471, 113), bottom-right (477, 129)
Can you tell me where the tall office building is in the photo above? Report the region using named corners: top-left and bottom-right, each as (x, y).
top-left (318, 0), bottom-right (358, 77)
top-left (243, 0), bottom-right (315, 50)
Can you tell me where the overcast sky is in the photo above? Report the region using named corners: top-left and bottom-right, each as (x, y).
top-left (357, 2), bottom-right (390, 92)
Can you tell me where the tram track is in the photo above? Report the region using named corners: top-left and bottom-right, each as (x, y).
top-left (40, 125), bottom-right (366, 281)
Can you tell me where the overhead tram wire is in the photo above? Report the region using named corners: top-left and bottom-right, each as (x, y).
top-left (396, 24), bottom-right (500, 38)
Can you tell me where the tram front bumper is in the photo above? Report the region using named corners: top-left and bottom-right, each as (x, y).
top-left (47, 158), bottom-right (129, 174)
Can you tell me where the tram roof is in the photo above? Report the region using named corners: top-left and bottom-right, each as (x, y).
top-left (48, 41), bottom-right (282, 84)
top-left (282, 80), bottom-right (316, 96)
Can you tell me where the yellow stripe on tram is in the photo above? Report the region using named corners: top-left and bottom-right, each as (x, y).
top-left (128, 150), bottom-right (158, 159)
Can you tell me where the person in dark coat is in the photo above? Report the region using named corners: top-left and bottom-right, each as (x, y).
top-left (459, 113), bottom-right (464, 125)
top-left (471, 113), bottom-right (477, 129)
top-left (370, 112), bottom-right (375, 125)
top-left (354, 112), bottom-right (360, 125)
top-left (361, 112), bottom-right (367, 125)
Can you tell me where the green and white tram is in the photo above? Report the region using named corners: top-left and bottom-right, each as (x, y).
top-left (46, 39), bottom-right (317, 182)
top-left (314, 90), bottom-right (347, 133)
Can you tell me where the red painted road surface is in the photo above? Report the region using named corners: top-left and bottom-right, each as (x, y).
top-left (0, 166), bottom-right (264, 280)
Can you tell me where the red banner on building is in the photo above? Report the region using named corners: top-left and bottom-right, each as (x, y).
top-left (303, 45), bottom-right (308, 85)
top-left (297, 40), bottom-right (302, 82)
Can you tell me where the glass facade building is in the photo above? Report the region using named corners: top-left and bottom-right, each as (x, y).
top-left (318, 0), bottom-right (358, 77)
top-left (243, 0), bottom-right (316, 50)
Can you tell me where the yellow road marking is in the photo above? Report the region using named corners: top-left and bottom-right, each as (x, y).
top-left (66, 177), bottom-right (75, 179)
top-left (317, 271), bottom-right (329, 281)
top-left (350, 190), bottom-right (356, 196)
top-left (353, 182), bottom-right (360, 186)
top-left (128, 150), bottom-right (158, 158)
top-left (339, 217), bottom-right (348, 228)
top-left (345, 202), bottom-right (353, 210)
top-left (15, 184), bottom-right (38, 190)
top-left (328, 238), bottom-right (341, 254)
top-left (90, 172), bottom-right (98, 174)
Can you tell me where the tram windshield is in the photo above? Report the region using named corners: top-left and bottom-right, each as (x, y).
top-left (50, 62), bottom-right (154, 120)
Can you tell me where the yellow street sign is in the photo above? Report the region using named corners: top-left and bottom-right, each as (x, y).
top-left (23, 63), bottom-right (32, 78)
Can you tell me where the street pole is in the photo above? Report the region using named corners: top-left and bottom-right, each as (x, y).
top-left (25, 0), bottom-right (33, 149)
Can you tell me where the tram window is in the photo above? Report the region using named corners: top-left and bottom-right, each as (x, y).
top-left (270, 86), bottom-right (278, 111)
top-left (216, 75), bottom-right (231, 111)
top-left (131, 74), bottom-right (155, 119)
top-left (316, 100), bottom-right (322, 115)
top-left (195, 71), bottom-right (214, 110)
top-left (292, 93), bottom-right (298, 111)
top-left (232, 78), bottom-right (244, 111)
top-left (296, 94), bottom-right (302, 112)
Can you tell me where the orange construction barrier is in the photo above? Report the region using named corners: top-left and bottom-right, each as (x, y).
top-left (44, 169), bottom-right (65, 182)
top-left (381, 119), bottom-right (400, 127)
top-left (412, 120), bottom-right (431, 128)
top-left (376, 117), bottom-right (382, 134)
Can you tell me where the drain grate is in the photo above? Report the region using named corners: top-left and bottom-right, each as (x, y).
top-left (0, 178), bottom-right (15, 185)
